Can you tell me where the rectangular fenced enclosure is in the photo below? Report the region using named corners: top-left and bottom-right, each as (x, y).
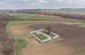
top-left (30, 29), bottom-right (59, 42)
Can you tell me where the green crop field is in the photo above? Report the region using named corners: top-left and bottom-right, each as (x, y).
top-left (8, 21), bottom-right (49, 27)
top-left (41, 30), bottom-right (55, 37)
top-left (7, 13), bottom-right (58, 21)
top-left (7, 13), bottom-right (56, 19)
top-left (60, 9), bottom-right (85, 12)
top-left (34, 33), bottom-right (48, 40)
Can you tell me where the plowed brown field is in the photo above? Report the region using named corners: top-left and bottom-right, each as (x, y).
top-left (9, 24), bottom-right (85, 55)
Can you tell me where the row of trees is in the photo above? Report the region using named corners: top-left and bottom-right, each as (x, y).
top-left (0, 13), bottom-right (33, 55)
top-left (1, 9), bottom-right (85, 20)
top-left (38, 10), bottom-right (85, 20)
top-left (0, 13), bottom-right (27, 55)
top-left (0, 13), bottom-right (15, 55)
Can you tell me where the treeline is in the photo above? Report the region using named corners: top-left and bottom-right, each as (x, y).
top-left (16, 9), bottom-right (85, 20)
top-left (16, 9), bottom-right (41, 14)
top-left (0, 13), bottom-right (28, 55)
top-left (0, 9), bottom-right (85, 20)
top-left (0, 12), bottom-right (47, 55)
top-left (0, 9), bottom-right (42, 14)
top-left (0, 13), bottom-right (15, 55)
top-left (38, 10), bottom-right (85, 20)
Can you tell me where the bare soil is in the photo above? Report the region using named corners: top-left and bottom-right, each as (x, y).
top-left (9, 25), bottom-right (34, 36)
top-left (9, 23), bottom-right (85, 55)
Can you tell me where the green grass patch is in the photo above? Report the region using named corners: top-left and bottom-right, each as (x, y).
top-left (7, 13), bottom-right (57, 21)
top-left (41, 30), bottom-right (55, 37)
top-left (34, 33), bottom-right (48, 40)
top-left (60, 9), bottom-right (85, 12)
top-left (8, 21), bottom-right (48, 27)
top-left (7, 13), bottom-right (56, 19)
top-left (6, 24), bottom-right (28, 55)
top-left (15, 37), bottom-right (27, 55)
top-left (43, 32), bottom-right (55, 37)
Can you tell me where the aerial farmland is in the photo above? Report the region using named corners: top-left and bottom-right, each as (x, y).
top-left (0, 9), bottom-right (85, 55)
top-left (1, 1), bottom-right (85, 55)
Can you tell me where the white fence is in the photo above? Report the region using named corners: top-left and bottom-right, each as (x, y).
top-left (41, 29), bottom-right (59, 39)
top-left (50, 32), bottom-right (59, 39)
top-left (30, 32), bottom-right (43, 42)
top-left (30, 29), bottom-right (59, 43)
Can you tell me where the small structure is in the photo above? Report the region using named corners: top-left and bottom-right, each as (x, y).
top-left (30, 29), bottom-right (59, 42)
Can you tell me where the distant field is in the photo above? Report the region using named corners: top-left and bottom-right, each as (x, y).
top-left (8, 21), bottom-right (49, 27)
top-left (7, 13), bottom-right (56, 19)
top-left (7, 13), bottom-right (60, 21)
top-left (59, 9), bottom-right (85, 12)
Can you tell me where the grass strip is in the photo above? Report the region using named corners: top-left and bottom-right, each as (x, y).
top-left (41, 30), bottom-right (55, 37)
top-left (34, 33), bottom-right (48, 40)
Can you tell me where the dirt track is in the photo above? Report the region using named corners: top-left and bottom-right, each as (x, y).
top-left (9, 24), bottom-right (85, 55)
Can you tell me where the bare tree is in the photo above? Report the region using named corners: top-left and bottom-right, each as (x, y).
top-left (0, 13), bottom-right (29, 55)
top-left (45, 25), bottom-right (51, 32)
